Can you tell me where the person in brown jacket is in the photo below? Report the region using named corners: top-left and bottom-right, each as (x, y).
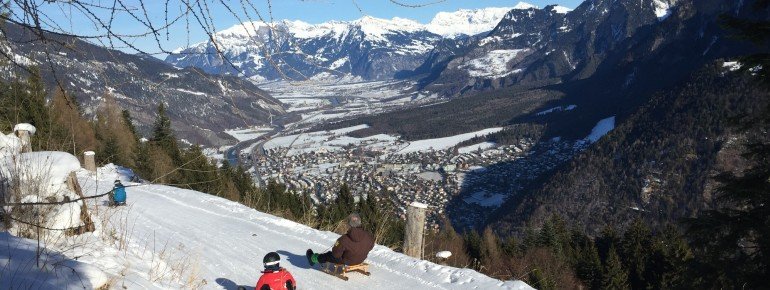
top-left (306, 213), bottom-right (374, 266)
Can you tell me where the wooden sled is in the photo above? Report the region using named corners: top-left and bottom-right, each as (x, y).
top-left (322, 262), bottom-right (370, 281)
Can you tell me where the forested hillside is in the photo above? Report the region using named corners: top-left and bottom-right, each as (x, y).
top-left (491, 66), bottom-right (770, 234)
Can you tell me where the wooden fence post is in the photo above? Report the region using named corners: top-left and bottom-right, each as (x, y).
top-left (13, 123), bottom-right (36, 153)
top-left (83, 151), bottom-right (96, 172)
top-left (65, 171), bottom-right (95, 235)
top-left (15, 130), bottom-right (31, 153)
top-left (404, 201), bottom-right (427, 259)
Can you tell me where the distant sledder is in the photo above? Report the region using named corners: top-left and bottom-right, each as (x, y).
top-left (306, 213), bottom-right (374, 280)
top-left (109, 180), bottom-right (127, 206)
top-left (250, 252), bottom-right (296, 290)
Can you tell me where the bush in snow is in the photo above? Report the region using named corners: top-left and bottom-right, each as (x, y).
top-left (1, 151), bottom-right (84, 237)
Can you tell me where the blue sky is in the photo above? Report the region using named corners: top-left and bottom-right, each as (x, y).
top-left (17, 0), bottom-right (583, 55)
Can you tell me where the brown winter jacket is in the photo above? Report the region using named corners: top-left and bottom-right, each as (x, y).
top-left (331, 227), bottom-right (375, 265)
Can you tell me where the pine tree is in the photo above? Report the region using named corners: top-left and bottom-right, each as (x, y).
top-left (529, 268), bottom-right (552, 290)
top-left (602, 246), bottom-right (629, 290)
top-left (121, 109), bottom-right (139, 142)
top-left (620, 219), bottom-right (652, 289)
top-left (644, 225), bottom-right (692, 289)
top-left (501, 236), bottom-right (519, 257)
top-left (686, 139), bottom-right (770, 287)
top-left (151, 103), bottom-right (180, 162)
top-left (463, 230), bottom-right (483, 269)
top-left (179, 145), bottom-right (219, 194)
top-left (571, 231), bottom-right (603, 290)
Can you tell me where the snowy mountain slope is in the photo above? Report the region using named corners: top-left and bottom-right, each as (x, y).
top-left (426, 7), bottom-right (514, 38)
top-left (0, 22), bottom-right (284, 147)
top-left (166, 17), bottom-right (441, 81)
top-left (1, 165), bottom-right (533, 289)
top-left (165, 6), bottom-right (528, 82)
top-left (403, 4), bottom-right (570, 90)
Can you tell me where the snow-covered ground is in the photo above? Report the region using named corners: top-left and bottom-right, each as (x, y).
top-left (262, 125), bottom-right (505, 157)
top-left (457, 142), bottom-right (497, 154)
top-left (263, 125), bottom-right (400, 156)
top-left (584, 116), bottom-right (616, 143)
top-left (225, 127), bottom-right (273, 142)
top-left (262, 80), bottom-right (438, 127)
top-left (1, 164), bottom-right (533, 289)
top-left (462, 191), bottom-right (507, 207)
top-left (459, 50), bottom-right (528, 78)
top-left (398, 128), bottom-right (503, 154)
top-left (536, 104), bottom-right (577, 116)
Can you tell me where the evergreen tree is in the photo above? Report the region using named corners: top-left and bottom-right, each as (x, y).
top-left (596, 226), bottom-right (619, 262)
top-left (620, 219), bottom-right (653, 289)
top-left (686, 140), bottom-right (770, 288)
top-left (529, 268), bottom-right (552, 290)
top-left (501, 236), bottom-right (519, 257)
top-left (135, 142), bottom-right (152, 180)
top-left (644, 225), bottom-right (692, 289)
top-left (571, 231), bottom-right (603, 290)
top-left (463, 230), bottom-right (483, 267)
top-left (602, 246), bottom-right (629, 290)
top-left (179, 145), bottom-right (219, 194)
top-left (121, 109), bottom-right (139, 142)
top-left (151, 103), bottom-right (180, 162)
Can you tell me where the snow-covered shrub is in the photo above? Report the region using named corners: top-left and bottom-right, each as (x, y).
top-left (0, 151), bottom-right (84, 237)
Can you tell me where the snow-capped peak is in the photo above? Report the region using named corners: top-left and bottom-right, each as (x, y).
top-left (653, 0), bottom-right (677, 20)
top-left (549, 5), bottom-right (573, 14)
top-left (282, 19), bottom-right (349, 39)
top-left (513, 2), bottom-right (538, 10)
top-left (427, 7), bottom-right (514, 38)
top-left (352, 15), bottom-right (427, 41)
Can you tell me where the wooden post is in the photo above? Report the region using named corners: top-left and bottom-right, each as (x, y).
top-left (83, 151), bottom-right (96, 172)
top-left (65, 171), bottom-right (95, 235)
top-left (404, 201), bottom-right (427, 259)
top-left (13, 123), bottom-right (36, 153)
top-left (16, 130), bottom-right (31, 153)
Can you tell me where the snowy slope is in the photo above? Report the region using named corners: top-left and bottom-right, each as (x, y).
top-left (1, 165), bottom-right (532, 289)
top-left (398, 128), bottom-right (503, 154)
top-left (426, 7), bottom-right (514, 38)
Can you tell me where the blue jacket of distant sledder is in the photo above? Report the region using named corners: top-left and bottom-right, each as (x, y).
top-left (113, 184), bottom-right (127, 203)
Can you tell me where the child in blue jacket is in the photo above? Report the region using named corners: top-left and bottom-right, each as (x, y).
top-left (110, 180), bottom-right (127, 206)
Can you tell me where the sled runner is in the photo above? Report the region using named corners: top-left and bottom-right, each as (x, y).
top-left (322, 262), bottom-right (370, 281)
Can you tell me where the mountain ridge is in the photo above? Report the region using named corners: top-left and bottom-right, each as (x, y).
top-left (164, 3), bottom-right (561, 82)
top-left (0, 22), bottom-right (286, 147)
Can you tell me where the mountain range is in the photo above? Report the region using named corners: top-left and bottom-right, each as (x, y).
top-left (0, 22), bottom-right (286, 146)
top-left (312, 0), bottom-right (766, 234)
top-left (165, 3), bottom-right (571, 82)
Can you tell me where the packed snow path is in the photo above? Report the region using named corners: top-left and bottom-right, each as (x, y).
top-left (76, 170), bottom-right (532, 290)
